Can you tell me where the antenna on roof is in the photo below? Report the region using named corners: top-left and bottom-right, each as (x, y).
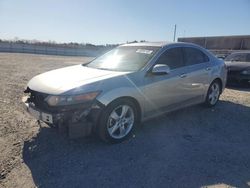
top-left (173, 24), bottom-right (177, 42)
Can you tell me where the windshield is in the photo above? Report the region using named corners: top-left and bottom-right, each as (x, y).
top-left (85, 46), bottom-right (160, 72)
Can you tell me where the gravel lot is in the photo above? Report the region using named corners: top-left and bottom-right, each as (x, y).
top-left (0, 53), bottom-right (250, 188)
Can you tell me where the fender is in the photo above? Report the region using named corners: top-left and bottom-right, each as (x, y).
top-left (96, 86), bottom-right (146, 115)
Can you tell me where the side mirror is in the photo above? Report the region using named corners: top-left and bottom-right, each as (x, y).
top-left (151, 64), bottom-right (170, 75)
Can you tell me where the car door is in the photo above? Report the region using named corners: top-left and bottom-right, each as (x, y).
top-left (143, 47), bottom-right (191, 116)
top-left (182, 47), bottom-right (211, 101)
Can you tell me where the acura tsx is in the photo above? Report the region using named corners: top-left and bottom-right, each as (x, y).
top-left (22, 42), bottom-right (227, 143)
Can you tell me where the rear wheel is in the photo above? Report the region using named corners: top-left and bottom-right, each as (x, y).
top-left (97, 99), bottom-right (138, 143)
top-left (205, 80), bottom-right (221, 107)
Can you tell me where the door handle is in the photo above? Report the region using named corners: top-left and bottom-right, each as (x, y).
top-left (180, 74), bottom-right (187, 78)
top-left (206, 67), bottom-right (211, 71)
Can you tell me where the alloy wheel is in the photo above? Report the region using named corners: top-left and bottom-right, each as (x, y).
top-left (107, 105), bottom-right (135, 139)
top-left (208, 82), bottom-right (220, 105)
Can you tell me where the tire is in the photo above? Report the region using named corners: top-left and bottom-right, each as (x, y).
top-left (204, 80), bottom-right (221, 107)
top-left (97, 99), bottom-right (139, 143)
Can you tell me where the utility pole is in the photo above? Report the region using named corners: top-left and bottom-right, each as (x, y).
top-left (173, 24), bottom-right (177, 42)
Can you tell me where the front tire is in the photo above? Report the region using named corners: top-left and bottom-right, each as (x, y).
top-left (97, 99), bottom-right (138, 143)
top-left (205, 80), bottom-right (221, 107)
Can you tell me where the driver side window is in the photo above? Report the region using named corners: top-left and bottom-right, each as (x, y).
top-left (156, 47), bottom-right (184, 70)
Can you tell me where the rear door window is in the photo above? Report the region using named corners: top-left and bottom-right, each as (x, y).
top-left (183, 47), bottom-right (209, 66)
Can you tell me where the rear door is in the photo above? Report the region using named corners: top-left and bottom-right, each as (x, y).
top-left (182, 47), bottom-right (211, 101)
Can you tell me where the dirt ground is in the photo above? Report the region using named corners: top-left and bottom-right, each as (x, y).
top-left (0, 53), bottom-right (250, 188)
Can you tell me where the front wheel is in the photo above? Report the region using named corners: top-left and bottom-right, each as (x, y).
top-left (97, 99), bottom-right (138, 143)
top-left (204, 80), bottom-right (221, 107)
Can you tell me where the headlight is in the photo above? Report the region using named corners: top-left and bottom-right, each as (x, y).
top-left (241, 70), bottom-right (250, 75)
top-left (46, 91), bottom-right (101, 106)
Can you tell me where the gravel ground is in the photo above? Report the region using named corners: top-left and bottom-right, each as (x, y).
top-left (0, 53), bottom-right (250, 188)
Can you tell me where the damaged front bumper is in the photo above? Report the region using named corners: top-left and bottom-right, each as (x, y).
top-left (22, 95), bottom-right (104, 138)
top-left (22, 96), bottom-right (54, 123)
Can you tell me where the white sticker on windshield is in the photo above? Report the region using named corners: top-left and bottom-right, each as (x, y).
top-left (136, 49), bottom-right (153, 54)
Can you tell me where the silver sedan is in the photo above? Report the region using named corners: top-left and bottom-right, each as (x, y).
top-left (23, 42), bottom-right (227, 143)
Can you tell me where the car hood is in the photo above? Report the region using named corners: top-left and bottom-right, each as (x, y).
top-left (225, 61), bottom-right (250, 71)
top-left (27, 65), bottom-right (127, 95)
